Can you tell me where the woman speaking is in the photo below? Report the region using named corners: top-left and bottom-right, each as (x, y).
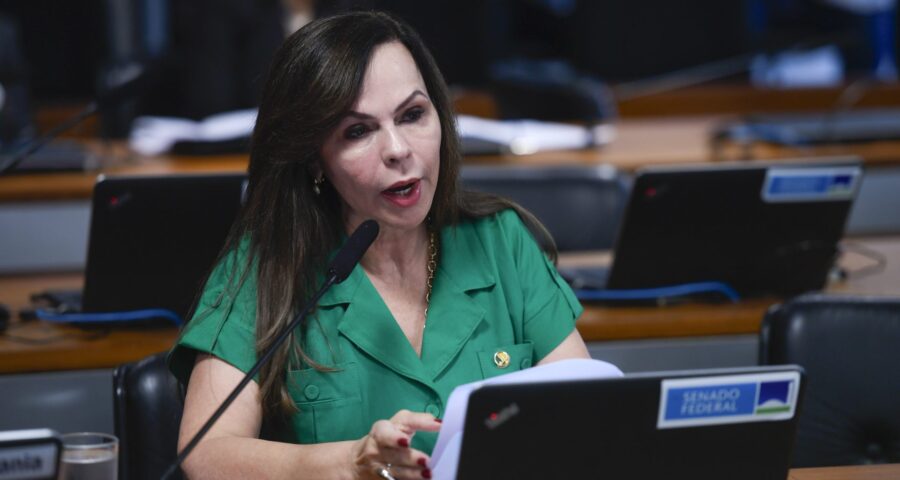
top-left (169, 10), bottom-right (590, 479)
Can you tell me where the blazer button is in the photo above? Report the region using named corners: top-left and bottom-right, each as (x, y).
top-left (425, 404), bottom-right (441, 417)
top-left (520, 358), bottom-right (531, 369)
top-left (493, 350), bottom-right (510, 369)
top-left (304, 384), bottom-right (320, 400)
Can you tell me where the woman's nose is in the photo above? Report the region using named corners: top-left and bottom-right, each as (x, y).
top-left (380, 125), bottom-right (412, 164)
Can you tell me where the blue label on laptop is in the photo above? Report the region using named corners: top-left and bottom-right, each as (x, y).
top-left (657, 371), bottom-right (800, 429)
top-left (762, 166), bottom-right (860, 203)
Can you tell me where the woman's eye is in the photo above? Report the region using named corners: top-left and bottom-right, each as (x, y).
top-left (344, 124), bottom-right (369, 140)
top-left (400, 107), bottom-right (424, 123)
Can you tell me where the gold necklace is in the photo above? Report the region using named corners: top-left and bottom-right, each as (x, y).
top-left (423, 230), bottom-right (438, 328)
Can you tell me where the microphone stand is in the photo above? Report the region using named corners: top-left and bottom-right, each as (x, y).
top-left (0, 101), bottom-right (99, 175)
top-left (0, 63), bottom-right (155, 176)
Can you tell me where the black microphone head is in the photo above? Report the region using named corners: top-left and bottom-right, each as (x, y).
top-left (327, 220), bottom-right (379, 283)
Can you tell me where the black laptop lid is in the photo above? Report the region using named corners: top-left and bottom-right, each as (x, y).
top-left (606, 158), bottom-right (861, 296)
top-left (81, 173), bottom-right (246, 318)
top-left (457, 365), bottom-right (805, 480)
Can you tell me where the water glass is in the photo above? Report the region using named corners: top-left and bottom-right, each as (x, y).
top-left (58, 432), bottom-right (118, 480)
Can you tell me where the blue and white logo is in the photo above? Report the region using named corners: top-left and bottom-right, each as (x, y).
top-left (762, 166), bottom-right (861, 203)
top-left (657, 371), bottom-right (800, 429)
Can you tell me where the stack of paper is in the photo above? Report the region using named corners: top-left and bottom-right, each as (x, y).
top-left (457, 115), bottom-right (615, 155)
top-left (129, 109), bottom-right (258, 156)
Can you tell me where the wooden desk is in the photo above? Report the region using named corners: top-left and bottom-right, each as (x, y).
top-left (0, 145), bottom-right (248, 203)
top-left (788, 463), bottom-right (900, 480)
top-left (0, 273), bottom-right (178, 374)
top-left (5, 113), bottom-right (900, 204)
top-left (2, 235), bottom-right (897, 373)
top-left (566, 235), bottom-right (900, 341)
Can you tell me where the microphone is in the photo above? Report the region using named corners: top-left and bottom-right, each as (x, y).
top-left (0, 64), bottom-right (156, 175)
top-left (161, 219), bottom-right (380, 479)
top-left (328, 219), bottom-right (380, 282)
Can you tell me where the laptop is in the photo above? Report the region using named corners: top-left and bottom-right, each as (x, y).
top-left (66, 173), bottom-right (246, 320)
top-left (560, 157), bottom-right (861, 298)
top-left (456, 365), bottom-right (805, 480)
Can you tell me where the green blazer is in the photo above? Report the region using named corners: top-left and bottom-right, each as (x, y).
top-left (169, 209), bottom-right (583, 454)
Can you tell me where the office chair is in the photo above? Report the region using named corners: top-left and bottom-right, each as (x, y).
top-left (460, 164), bottom-right (629, 251)
top-left (759, 294), bottom-right (900, 467)
top-left (488, 59), bottom-right (617, 124)
top-left (113, 352), bottom-right (184, 480)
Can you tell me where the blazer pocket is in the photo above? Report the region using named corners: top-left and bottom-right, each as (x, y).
top-left (476, 342), bottom-right (534, 379)
top-left (287, 362), bottom-right (364, 444)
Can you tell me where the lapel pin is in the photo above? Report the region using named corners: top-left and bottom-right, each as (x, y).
top-left (493, 350), bottom-right (511, 368)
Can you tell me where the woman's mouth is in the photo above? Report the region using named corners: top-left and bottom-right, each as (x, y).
top-left (381, 179), bottom-right (422, 207)
top-left (386, 182), bottom-right (415, 196)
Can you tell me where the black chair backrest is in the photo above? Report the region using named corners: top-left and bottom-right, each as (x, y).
top-left (460, 164), bottom-right (629, 251)
top-left (113, 352), bottom-right (184, 480)
top-left (760, 294), bottom-right (900, 467)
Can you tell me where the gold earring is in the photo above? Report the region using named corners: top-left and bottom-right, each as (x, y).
top-left (313, 176), bottom-right (324, 196)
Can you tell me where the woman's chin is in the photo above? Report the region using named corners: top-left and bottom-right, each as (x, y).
top-left (377, 208), bottom-right (432, 232)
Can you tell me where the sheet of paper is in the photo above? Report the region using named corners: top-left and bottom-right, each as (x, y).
top-left (430, 358), bottom-right (623, 479)
top-left (457, 115), bottom-right (615, 155)
top-left (129, 108), bottom-right (258, 155)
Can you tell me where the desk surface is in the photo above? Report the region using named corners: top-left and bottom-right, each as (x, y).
top-left (789, 464), bottom-right (900, 480)
top-left (2, 236), bottom-right (897, 374)
top-left (5, 113), bottom-right (900, 203)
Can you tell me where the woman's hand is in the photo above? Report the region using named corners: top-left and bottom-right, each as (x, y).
top-left (349, 410), bottom-right (441, 479)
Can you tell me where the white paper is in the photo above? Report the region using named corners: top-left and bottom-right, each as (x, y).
top-left (129, 108), bottom-right (258, 155)
top-left (457, 115), bottom-right (615, 155)
top-left (130, 111), bottom-right (614, 156)
top-left (430, 358), bottom-right (623, 479)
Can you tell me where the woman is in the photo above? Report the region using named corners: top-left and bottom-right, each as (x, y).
top-left (169, 11), bottom-right (590, 479)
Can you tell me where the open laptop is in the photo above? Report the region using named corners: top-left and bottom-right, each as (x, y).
top-left (54, 173), bottom-right (246, 321)
top-left (456, 365), bottom-right (805, 480)
top-left (560, 157), bottom-right (861, 298)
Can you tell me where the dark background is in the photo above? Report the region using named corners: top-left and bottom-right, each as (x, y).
top-left (0, 0), bottom-right (895, 122)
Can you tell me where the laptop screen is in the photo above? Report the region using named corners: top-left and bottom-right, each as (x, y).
top-left (81, 173), bottom-right (246, 319)
top-left (606, 157), bottom-right (861, 296)
top-left (457, 365), bottom-right (805, 480)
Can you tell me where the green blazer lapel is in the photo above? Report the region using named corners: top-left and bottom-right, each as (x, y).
top-left (421, 224), bottom-right (496, 379)
top-left (333, 266), bottom-right (430, 383)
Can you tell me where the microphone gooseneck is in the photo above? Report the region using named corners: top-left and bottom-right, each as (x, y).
top-left (0, 66), bottom-right (156, 176)
top-left (161, 219), bottom-right (379, 479)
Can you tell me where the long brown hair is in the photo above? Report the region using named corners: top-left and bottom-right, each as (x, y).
top-left (197, 11), bottom-right (555, 421)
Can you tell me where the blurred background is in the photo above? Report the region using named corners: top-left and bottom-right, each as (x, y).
top-left (0, 0), bottom-right (897, 140)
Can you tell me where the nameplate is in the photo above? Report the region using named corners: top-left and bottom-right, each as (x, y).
top-left (657, 371), bottom-right (800, 429)
top-left (761, 166), bottom-right (860, 203)
top-left (0, 429), bottom-right (60, 480)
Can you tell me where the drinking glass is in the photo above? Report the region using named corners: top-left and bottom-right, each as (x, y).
top-left (58, 432), bottom-right (118, 480)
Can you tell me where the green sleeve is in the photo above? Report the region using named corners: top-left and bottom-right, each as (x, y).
top-left (167, 243), bottom-right (260, 385)
top-left (498, 209), bottom-right (584, 360)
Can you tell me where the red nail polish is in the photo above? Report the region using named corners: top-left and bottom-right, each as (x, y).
top-left (397, 438), bottom-right (409, 448)
top-left (434, 418), bottom-right (442, 423)
top-left (422, 469), bottom-right (432, 479)
top-left (417, 458), bottom-right (427, 467)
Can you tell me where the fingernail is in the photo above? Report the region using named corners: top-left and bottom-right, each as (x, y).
top-left (417, 458), bottom-right (427, 467)
top-left (397, 438), bottom-right (410, 448)
top-left (422, 469), bottom-right (432, 479)
top-left (434, 418), bottom-right (442, 423)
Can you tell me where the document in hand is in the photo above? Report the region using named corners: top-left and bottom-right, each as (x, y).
top-left (430, 358), bottom-right (623, 479)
